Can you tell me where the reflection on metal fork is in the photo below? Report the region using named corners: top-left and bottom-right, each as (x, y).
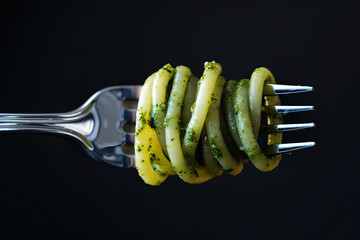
top-left (0, 86), bottom-right (141, 168)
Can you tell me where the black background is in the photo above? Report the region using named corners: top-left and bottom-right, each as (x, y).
top-left (0, 1), bottom-right (359, 239)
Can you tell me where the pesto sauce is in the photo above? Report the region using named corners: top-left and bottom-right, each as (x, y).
top-left (162, 64), bottom-right (173, 74)
top-left (164, 116), bottom-right (170, 127)
top-left (222, 168), bottom-right (234, 173)
top-left (209, 138), bottom-right (223, 158)
top-left (187, 129), bottom-right (197, 142)
top-left (239, 79), bottom-right (250, 87)
top-left (135, 111), bottom-right (148, 136)
top-left (160, 103), bottom-right (166, 112)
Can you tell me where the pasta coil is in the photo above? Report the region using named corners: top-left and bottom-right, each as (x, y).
top-left (135, 62), bottom-right (283, 185)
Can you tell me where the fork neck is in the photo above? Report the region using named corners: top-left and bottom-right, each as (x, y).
top-left (0, 102), bottom-right (96, 150)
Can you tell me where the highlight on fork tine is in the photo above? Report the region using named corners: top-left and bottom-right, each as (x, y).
top-left (262, 105), bottom-right (314, 115)
top-left (261, 142), bottom-right (316, 155)
top-left (260, 123), bottom-right (315, 134)
top-left (263, 84), bottom-right (314, 95)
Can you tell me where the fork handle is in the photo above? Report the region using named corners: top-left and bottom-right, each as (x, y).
top-left (0, 102), bottom-right (96, 149)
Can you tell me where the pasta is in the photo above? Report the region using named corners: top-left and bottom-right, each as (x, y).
top-left (135, 61), bottom-right (283, 185)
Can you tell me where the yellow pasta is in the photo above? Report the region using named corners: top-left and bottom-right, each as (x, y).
top-left (135, 74), bottom-right (174, 186)
top-left (135, 62), bottom-right (284, 185)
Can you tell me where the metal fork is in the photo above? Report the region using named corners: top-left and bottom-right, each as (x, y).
top-left (0, 84), bottom-right (315, 168)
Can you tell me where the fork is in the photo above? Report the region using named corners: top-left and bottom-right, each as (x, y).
top-left (0, 84), bottom-right (315, 169)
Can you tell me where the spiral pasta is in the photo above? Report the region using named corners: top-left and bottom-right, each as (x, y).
top-left (135, 62), bottom-right (283, 185)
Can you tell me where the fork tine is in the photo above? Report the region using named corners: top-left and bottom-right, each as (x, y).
top-left (123, 132), bottom-right (135, 145)
top-left (262, 105), bottom-right (314, 115)
top-left (263, 84), bottom-right (313, 95)
top-left (260, 123), bottom-right (315, 134)
top-left (118, 86), bottom-right (142, 100)
top-left (122, 108), bottom-right (137, 122)
top-left (261, 141), bottom-right (316, 155)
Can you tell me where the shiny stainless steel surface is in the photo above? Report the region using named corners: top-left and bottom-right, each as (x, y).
top-left (0, 86), bottom-right (141, 168)
top-left (260, 123), bottom-right (316, 134)
top-left (263, 84), bottom-right (313, 95)
top-left (261, 142), bottom-right (316, 156)
top-left (262, 105), bottom-right (314, 115)
top-left (0, 84), bottom-right (315, 168)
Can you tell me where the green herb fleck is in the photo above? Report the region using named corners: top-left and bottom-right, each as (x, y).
top-left (209, 138), bottom-right (223, 158)
top-left (160, 103), bottom-right (166, 112)
top-left (187, 129), bottom-right (197, 142)
top-left (222, 168), bottom-right (234, 173)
